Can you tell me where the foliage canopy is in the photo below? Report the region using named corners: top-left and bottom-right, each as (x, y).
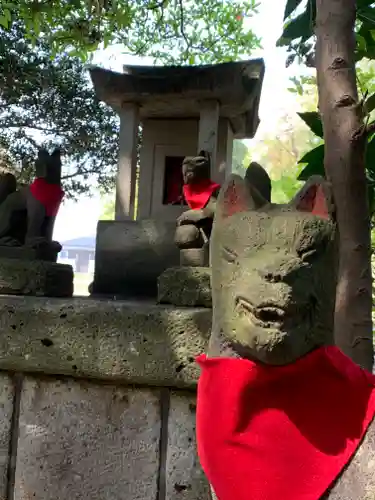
top-left (278, 1), bottom-right (375, 216)
top-left (0, 21), bottom-right (119, 197)
top-left (1, 0), bottom-right (261, 64)
top-left (278, 0), bottom-right (375, 67)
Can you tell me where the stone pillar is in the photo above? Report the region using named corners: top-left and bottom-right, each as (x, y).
top-left (115, 103), bottom-right (140, 220)
top-left (215, 118), bottom-right (234, 184)
top-left (198, 100), bottom-right (220, 176)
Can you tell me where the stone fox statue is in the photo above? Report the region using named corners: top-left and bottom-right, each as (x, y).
top-left (175, 155), bottom-right (272, 267)
top-left (0, 148), bottom-right (64, 251)
top-left (196, 174), bottom-right (375, 500)
top-left (174, 151), bottom-right (220, 254)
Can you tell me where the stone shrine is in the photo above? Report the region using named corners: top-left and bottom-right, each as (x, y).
top-left (0, 59), bottom-right (267, 500)
top-left (89, 59), bottom-right (265, 297)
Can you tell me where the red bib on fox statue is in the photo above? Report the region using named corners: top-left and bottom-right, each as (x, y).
top-left (30, 177), bottom-right (64, 217)
top-left (183, 179), bottom-right (221, 210)
top-left (196, 347), bottom-right (375, 500)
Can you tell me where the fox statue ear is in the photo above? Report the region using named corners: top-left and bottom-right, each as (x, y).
top-left (198, 149), bottom-right (210, 161)
top-left (289, 175), bottom-right (334, 220)
top-left (51, 148), bottom-right (61, 159)
top-left (37, 149), bottom-right (49, 161)
top-left (215, 174), bottom-right (268, 221)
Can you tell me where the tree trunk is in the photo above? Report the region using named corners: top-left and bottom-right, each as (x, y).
top-left (315, 0), bottom-right (373, 372)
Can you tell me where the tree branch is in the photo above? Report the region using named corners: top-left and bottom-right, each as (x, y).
top-left (148, 0), bottom-right (168, 10)
top-left (61, 165), bottom-right (95, 180)
top-left (22, 133), bottom-right (40, 149)
top-left (0, 123), bottom-right (64, 135)
top-left (177, 0), bottom-right (191, 49)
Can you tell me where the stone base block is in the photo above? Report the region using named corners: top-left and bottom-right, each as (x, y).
top-left (0, 239), bottom-right (61, 262)
top-left (0, 258), bottom-right (73, 297)
top-left (166, 392), bottom-right (211, 499)
top-left (92, 220), bottom-right (180, 298)
top-left (15, 378), bottom-right (161, 500)
top-left (158, 267), bottom-right (212, 307)
top-left (180, 247), bottom-right (209, 267)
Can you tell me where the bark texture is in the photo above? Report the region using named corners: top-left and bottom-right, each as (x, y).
top-left (316, 0), bottom-right (373, 371)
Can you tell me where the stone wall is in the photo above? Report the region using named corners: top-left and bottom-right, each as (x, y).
top-left (0, 296), bottom-right (212, 500)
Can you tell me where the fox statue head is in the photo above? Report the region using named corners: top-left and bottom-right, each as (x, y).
top-left (209, 174), bottom-right (337, 365)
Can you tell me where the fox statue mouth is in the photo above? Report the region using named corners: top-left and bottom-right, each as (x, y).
top-left (235, 296), bottom-right (311, 329)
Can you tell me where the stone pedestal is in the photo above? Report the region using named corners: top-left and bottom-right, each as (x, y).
top-left (0, 258), bottom-right (73, 297)
top-left (0, 296), bottom-right (213, 499)
top-left (180, 246), bottom-right (209, 267)
top-left (0, 246), bottom-right (46, 261)
top-left (0, 240), bottom-right (61, 262)
top-left (158, 267), bottom-right (212, 307)
top-left (92, 220), bottom-right (180, 298)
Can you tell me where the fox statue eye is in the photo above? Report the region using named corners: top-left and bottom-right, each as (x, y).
top-left (297, 238), bottom-right (328, 261)
top-left (222, 246), bottom-right (237, 263)
top-left (297, 247), bottom-right (319, 261)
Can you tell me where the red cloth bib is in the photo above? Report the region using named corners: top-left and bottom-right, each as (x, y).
top-left (183, 180), bottom-right (220, 210)
top-left (196, 346), bottom-right (375, 500)
top-left (29, 178), bottom-right (64, 217)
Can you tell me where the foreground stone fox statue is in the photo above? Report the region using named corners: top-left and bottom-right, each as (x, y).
top-left (196, 174), bottom-right (375, 500)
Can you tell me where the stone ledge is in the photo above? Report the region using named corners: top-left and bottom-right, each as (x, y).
top-left (158, 267), bottom-right (212, 308)
top-left (0, 296), bottom-right (211, 389)
top-left (0, 258), bottom-right (73, 297)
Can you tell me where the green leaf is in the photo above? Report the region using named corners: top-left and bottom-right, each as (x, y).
top-left (366, 135), bottom-right (375, 175)
top-left (277, 0), bottom-right (316, 45)
top-left (0, 15), bottom-right (9, 28)
top-left (297, 111), bottom-right (324, 138)
top-left (358, 6), bottom-right (375, 24)
top-left (297, 144), bottom-right (325, 181)
top-left (188, 54), bottom-right (195, 65)
top-left (357, 0), bottom-right (375, 8)
top-left (283, 0), bottom-right (305, 20)
top-left (289, 76), bottom-right (304, 95)
top-left (367, 182), bottom-right (375, 216)
top-left (356, 33), bottom-right (367, 52)
top-left (366, 93), bottom-right (375, 114)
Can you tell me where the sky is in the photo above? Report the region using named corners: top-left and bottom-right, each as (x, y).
top-left (53, 0), bottom-right (304, 243)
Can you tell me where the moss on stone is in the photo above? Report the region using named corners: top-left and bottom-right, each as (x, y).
top-left (157, 267), bottom-right (212, 307)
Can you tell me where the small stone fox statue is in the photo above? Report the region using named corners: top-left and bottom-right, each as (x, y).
top-left (174, 151), bottom-right (220, 266)
top-left (0, 148), bottom-right (64, 260)
top-left (196, 174), bottom-right (375, 500)
top-left (175, 155), bottom-right (271, 267)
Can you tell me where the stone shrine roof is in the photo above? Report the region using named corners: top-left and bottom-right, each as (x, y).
top-left (89, 59), bottom-right (265, 139)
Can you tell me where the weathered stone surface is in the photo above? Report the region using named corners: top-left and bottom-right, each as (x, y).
top-left (324, 417), bottom-right (375, 499)
top-left (0, 240), bottom-right (60, 263)
top-left (0, 246), bottom-right (38, 261)
top-left (0, 258), bottom-right (73, 297)
top-left (0, 374), bottom-right (14, 499)
top-left (92, 220), bottom-right (180, 298)
top-left (15, 377), bottom-right (161, 500)
top-left (180, 248), bottom-right (209, 268)
top-left (166, 392), bottom-right (210, 500)
top-left (158, 267), bottom-right (212, 307)
top-left (0, 296), bottom-right (211, 388)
